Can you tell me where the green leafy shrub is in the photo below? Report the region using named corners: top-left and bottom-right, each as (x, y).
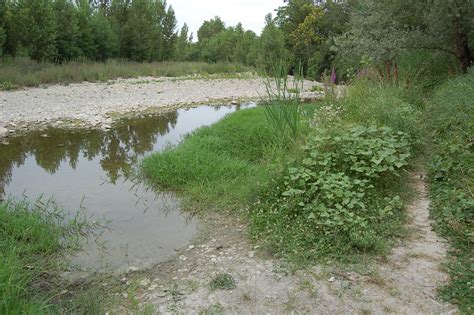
top-left (250, 125), bottom-right (410, 262)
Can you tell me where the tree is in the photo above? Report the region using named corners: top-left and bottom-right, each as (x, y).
top-left (336, 0), bottom-right (473, 75)
top-left (161, 5), bottom-right (178, 60)
top-left (197, 16), bottom-right (225, 41)
top-left (15, 0), bottom-right (57, 61)
top-left (53, 0), bottom-right (82, 61)
top-left (259, 14), bottom-right (288, 70)
top-left (175, 23), bottom-right (190, 61)
top-left (90, 9), bottom-right (118, 60)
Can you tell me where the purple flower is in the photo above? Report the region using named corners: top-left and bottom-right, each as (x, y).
top-left (330, 68), bottom-right (337, 84)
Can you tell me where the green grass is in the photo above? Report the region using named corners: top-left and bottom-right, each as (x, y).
top-left (209, 273), bottom-right (237, 291)
top-left (142, 106), bottom-right (283, 212)
top-left (0, 58), bottom-right (255, 89)
top-left (425, 70), bottom-right (474, 312)
top-left (0, 199), bottom-right (98, 314)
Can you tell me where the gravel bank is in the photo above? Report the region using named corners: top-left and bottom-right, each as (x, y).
top-left (0, 77), bottom-right (322, 136)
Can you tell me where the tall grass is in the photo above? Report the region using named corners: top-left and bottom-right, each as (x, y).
top-left (142, 107), bottom-right (276, 212)
top-left (0, 58), bottom-right (255, 89)
top-left (426, 70), bottom-right (474, 312)
top-left (0, 199), bottom-right (98, 313)
top-left (262, 64), bottom-right (304, 147)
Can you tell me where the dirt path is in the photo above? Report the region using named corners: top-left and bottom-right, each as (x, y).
top-left (113, 173), bottom-right (456, 314)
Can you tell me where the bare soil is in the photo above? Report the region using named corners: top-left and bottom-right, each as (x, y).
top-left (112, 173), bottom-right (457, 314)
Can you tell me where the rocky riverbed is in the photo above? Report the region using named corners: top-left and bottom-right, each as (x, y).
top-left (0, 76), bottom-right (323, 138)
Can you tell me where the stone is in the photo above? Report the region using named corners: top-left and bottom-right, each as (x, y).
top-left (0, 127), bottom-right (8, 138)
top-left (128, 266), bottom-right (139, 272)
top-left (140, 278), bottom-right (151, 287)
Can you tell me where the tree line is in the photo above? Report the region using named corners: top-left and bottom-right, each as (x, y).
top-left (0, 0), bottom-right (472, 78)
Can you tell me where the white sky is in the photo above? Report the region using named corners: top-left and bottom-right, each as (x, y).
top-left (168, 0), bottom-right (284, 39)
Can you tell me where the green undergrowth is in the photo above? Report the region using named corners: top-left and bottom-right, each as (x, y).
top-left (250, 125), bottom-right (412, 263)
top-left (426, 70), bottom-right (474, 312)
top-left (0, 200), bottom-right (98, 314)
top-left (0, 58), bottom-right (254, 89)
top-left (249, 79), bottom-right (422, 263)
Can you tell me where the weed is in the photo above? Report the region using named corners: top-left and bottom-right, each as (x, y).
top-left (250, 125), bottom-right (411, 263)
top-left (0, 199), bottom-right (100, 313)
top-left (199, 303), bottom-right (225, 315)
top-left (426, 70), bottom-right (474, 312)
top-left (209, 273), bottom-right (237, 290)
top-left (0, 81), bottom-right (16, 91)
top-left (262, 63), bottom-right (304, 147)
top-left (242, 291), bottom-right (252, 301)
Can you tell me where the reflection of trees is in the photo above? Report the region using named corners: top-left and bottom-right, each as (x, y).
top-left (0, 110), bottom-right (179, 192)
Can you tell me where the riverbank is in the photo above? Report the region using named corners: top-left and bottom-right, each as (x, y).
top-left (0, 76), bottom-right (323, 138)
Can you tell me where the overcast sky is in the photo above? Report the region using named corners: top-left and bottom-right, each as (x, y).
top-left (168, 0), bottom-right (284, 39)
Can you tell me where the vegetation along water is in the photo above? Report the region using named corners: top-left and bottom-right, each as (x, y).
top-left (0, 0), bottom-right (472, 313)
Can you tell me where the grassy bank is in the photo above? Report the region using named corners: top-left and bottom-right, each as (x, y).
top-left (426, 71), bottom-right (474, 312)
top-left (0, 58), bottom-right (255, 90)
top-left (142, 106), bottom-right (291, 212)
top-left (0, 200), bottom-right (96, 313)
top-left (143, 79), bottom-right (420, 263)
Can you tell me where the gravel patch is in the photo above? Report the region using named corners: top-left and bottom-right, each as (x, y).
top-left (0, 76), bottom-right (323, 136)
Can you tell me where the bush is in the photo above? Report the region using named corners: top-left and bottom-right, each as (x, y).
top-left (250, 125), bottom-right (411, 263)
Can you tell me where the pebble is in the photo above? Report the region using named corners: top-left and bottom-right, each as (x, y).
top-left (0, 127), bottom-right (8, 138)
top-left (140, 278), bottom-right (151, 287)
top-left (128, 266), bottom-right (139, 272)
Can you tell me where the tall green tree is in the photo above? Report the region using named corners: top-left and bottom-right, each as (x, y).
top-left (15, 0), bottom-right (57, 61)
top-left (161, 5), bottom-right (178, 60)
top-left (259, 14), bottom-right (288, 70)
top-left (197, 16), bottom-right (225, 41)
top-left (53, 0), bottom-right (81, 61)
top-left (175, 23), bottom-right (190, 61)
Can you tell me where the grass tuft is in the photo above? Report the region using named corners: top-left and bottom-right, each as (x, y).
top-left (209, 273), bottom-right (236, 291)
top-left (0, 199), bottom-right (98, 313)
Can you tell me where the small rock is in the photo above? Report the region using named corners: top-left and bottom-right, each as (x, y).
top-left (187, 245), bottom-right (195, 251)
top-left (122, 293), bottom-right (129, 299)
top-left (128, 266), bottom-right (139, 272)
top-left (140, 278), bottom-right (151, 287)
top-left (328, 276), bottom-right (336, 282)
top-left (148, 284), bottom-right (159, 291)
top-left (0, 127), bottom-right (8, 138)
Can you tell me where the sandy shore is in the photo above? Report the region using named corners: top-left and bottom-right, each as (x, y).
top-left (0, 76), bottom-right (322, 137)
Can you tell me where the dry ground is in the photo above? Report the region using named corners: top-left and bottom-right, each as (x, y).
top-left (109, 173), bottom-right (456, 314)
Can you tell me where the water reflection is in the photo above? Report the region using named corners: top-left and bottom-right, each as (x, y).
top-left (0, 104), bottom-right (248, 271)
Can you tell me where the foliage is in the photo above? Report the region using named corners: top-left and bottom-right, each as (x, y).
top-left (0, 200), bottom-right (97, 313)
top-left (334, 80), bottom-right (423, 147)
top-left (258, 14), bottom-right (288, 71)
top-left (250, 125), bottom-right (411, 263)
top-left (426, 71), bottom-right (474, 312)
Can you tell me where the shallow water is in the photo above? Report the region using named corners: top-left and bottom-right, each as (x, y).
top-left (0, 104), bottom-right (249, 272)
